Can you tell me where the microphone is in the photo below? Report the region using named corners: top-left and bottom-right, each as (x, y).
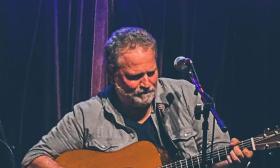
top-left (173, 56), bottom-right (193, 72)
top-left (174, 56), bottom-right (199, 83)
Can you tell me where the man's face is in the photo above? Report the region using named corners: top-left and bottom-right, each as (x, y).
top-left (113, 46), bottom-right (158, 108)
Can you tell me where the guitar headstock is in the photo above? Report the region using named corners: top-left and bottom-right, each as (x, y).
top-left (254, 126), bottom-right (280, 151)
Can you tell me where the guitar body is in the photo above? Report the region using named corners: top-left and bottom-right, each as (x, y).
top-left (55, 141), bottom-right (162, 168)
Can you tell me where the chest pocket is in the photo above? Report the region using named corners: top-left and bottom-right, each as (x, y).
top-left (85, 130), bottom-right (135, 152)
top-left (168, 128), bottom-right (199, 158)
top-left (169, 128), bottom-right (195, 141)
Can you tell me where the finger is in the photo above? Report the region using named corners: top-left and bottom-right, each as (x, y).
top-left (230, 138), bottom-right (240, 146)
top-left (226, 155), bottom-right (232, 164)
top-left (233, 145), bottom-right (245, 159)
top-left (243, 148), bottom-right (254, 158)
top-left (230, 150), bottom-right (241, 163)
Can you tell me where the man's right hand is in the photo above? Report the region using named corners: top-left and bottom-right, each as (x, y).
top-left (27, 155), bottom-right (63, 168)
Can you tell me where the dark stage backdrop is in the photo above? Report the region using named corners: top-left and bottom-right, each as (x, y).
top-left (1, 0), bottom-right (279, 167)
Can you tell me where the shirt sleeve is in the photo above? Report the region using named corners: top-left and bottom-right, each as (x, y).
top-left (21, 110), bottom-right (84, 167)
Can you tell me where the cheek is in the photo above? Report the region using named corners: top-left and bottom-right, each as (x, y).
top-left (115, 73), bottom-right (140, 91)
top-left (150, 71), bottom-right (159, 86)
top-left (122, 77), bottom-right (140, 89)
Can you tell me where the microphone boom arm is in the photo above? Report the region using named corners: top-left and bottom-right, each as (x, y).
top-left (187, 60), bottom-right (228, 132)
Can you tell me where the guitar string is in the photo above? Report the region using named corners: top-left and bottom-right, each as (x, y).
top-left (161, 139), bottom-right (250, 168)
top-left (162, 135), bottom-right (278, 168)
top-left (163, 137), bottom-right (268, 168)
top-left (161, 137), bottom-right (266, 168)
top-left (178, 140), bottom-right (254, 168)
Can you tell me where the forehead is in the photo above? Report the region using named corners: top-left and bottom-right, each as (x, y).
top-left (117, 47), bottom-right (157, 73)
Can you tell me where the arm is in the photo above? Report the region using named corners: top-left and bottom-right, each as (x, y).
top-left (26, 155), bottom-right (63, 168)
top-left (22, 109), bottom-right (84, 168)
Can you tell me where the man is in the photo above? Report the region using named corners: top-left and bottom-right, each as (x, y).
top-left (22, 27), bottom-right (253, 168)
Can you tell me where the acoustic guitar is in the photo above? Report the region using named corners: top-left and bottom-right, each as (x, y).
top-left (56, 127), bottom-right (280, 168)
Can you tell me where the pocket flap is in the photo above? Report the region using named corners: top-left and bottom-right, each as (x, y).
top-left (87, 139), bottom-right (114, 151)
top-left (169, 128), bottom-right (195, 140)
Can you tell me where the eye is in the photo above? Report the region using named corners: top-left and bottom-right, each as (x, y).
top-left (147, 71), bottom-right (155, 77)
top-left (125, 73), bottom-right (144, 80)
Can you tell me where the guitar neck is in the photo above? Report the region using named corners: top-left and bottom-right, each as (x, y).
top-left (162, 138), bottom-right (254, 168)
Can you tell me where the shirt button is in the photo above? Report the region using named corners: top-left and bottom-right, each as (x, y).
top-left (184, 133), bottom-right (188, 137)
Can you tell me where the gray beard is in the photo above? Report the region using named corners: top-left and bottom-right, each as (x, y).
top-left (114, 82), bottom-right (155, 108)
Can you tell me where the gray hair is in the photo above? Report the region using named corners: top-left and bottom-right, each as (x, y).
top-left (104, 27), bottom-right (157, 70)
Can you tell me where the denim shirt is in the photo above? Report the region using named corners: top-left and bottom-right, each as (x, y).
top-left (21, 78), bottom-right (230, 167)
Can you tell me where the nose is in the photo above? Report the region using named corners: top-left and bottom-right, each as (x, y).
top-left (140, 74), bottom-right (150, 89)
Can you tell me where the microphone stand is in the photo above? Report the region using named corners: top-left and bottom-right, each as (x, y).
top-left (185, 60), bottom-right (227, 168)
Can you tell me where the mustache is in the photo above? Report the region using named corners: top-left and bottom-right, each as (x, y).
top-left (134, 88), bottom-right (155, 96)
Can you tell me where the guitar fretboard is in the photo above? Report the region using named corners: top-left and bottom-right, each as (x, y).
top-left (161, 138), bottom-right (255, 168)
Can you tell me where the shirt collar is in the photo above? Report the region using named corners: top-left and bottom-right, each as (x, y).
top-left (155, 78), bottom-right (171, 106)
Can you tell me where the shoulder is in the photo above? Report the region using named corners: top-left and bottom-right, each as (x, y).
top-left (71, 96), bottom-right (103, 119)
top-left (74, 97), bottom-right (102, 112)
top-left (158, 77), bottom-right (196, 91)
top-left (157, 77), bottom-right (200, 105)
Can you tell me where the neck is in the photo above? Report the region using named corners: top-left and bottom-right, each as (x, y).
top-left (137, 106), bottom-right (152, 124)
top-left (123, 105), bottom-right (152, 124)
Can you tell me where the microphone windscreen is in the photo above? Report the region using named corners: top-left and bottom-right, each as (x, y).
top-left (173, 56), bottom-right (191, 71)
